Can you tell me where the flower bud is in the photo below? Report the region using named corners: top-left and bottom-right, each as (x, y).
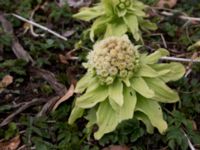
top-left (120, 70), bottom-right (128, 77)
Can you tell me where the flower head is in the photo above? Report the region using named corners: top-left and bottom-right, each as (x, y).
top-left (86, 35), bottom-right (139, 84)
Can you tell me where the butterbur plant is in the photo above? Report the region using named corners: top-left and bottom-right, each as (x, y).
top-left (73, 0), bottom-right (157, 41)
top-left (68, 35), bottom-right (185, 139)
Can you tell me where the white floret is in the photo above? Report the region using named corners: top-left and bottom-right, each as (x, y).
top-left (86, 35), bottom-right (140, 84)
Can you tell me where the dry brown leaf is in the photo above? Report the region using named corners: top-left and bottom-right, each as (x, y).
top-left (0, 135), bottom-right (21, 150)
top-left (0, 75), bottom-right (13, 87)
top-left (12, 38), bottom-right (34, 63)
top-left (62, 30), bottom-right (75, 38)
top-left (102, 145), bottom-right (130, 150)
top-left (0, 75), bottom-right (13, 93)
top-left (192, 120), bottom-right (197, 130)
top-left (0, 13), bottom-right (34, 64)
top-left (37, 96), bottom-right (60, 116)
top-left (0, 12), bottom-right (13, 34)
top-left (59, 49), bottom-right (78, 64)
top-left (156, 0), bottom-right (177, 8)
top-left (29, 67), bottom-right (67, 96)
top-left (53, 84), bottom-right (74, 111)
top-left (59, 54), bottom-right (68, 64)
top-left (67, 0), bottom-right (92, 8)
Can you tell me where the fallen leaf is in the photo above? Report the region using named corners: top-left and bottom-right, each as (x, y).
top-left (1, 75), bottom-right (13, 87)
top-left (37, 96), bottom-right (60, 116)
top-left (67, 0), bottom-right (92, 8)
top-left (55, 0), bottom-right (67, 7)
top-left (191, 120), bottom-right (197, 130)
top-left (0, 12), bottom-right (13, 34)
top-left (0, 13), bottom-right (34, 64)
top-left (0, 75), bottom-right (13, 93)
top-left (0, 45), bottom-right (3, 61)
top-left (66, 66), bottom-right (78, 85)
top-left (59, 54), bottom-right (68, 64)
top-left (62, 29), bottom-right (75, 38)
top-left (29, 67), bottom-right (67, 96)
top-left (53, 84), bottom-right (74, 111)
top-left (59, 49), bottom-right (78, 64)
top-left (156, 0), bottom-right (177, 8)
top-left (102, 145), bottom-right (130, 150)
top-left (0, 135), bottom-right (21, 150)
top-left (12, 38), bottom-right (34, 64)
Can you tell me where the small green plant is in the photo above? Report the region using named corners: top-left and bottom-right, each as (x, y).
top-left (68, 35), bottom-right (185, 139)
top-left (73, 0), bottom-right (157, 41)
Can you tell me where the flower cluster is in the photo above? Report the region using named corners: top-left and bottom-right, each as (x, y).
top-left (117, 0), bottom-right (131, 10)
top-left (86, 36), bottom-right (139, 84)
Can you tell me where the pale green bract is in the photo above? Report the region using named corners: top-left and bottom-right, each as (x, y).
top-left (68, 36), bottom-right (185, 140)
top-left (73, 0), bottom-right (157, 41)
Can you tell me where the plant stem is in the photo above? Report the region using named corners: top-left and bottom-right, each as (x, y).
top-left (12, 13), bottom-right (68, 41)
top-left (160, 56), bottom-right (200, 63)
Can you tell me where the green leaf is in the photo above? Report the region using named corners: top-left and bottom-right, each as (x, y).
top-left (116, 8), bottom-right (127, 17)
top-left (188, 40), bottom-right (200, 51)
top-left (128, 8), bottom-right (146, 17)
top-left (123, 14), bottom-right (140, 41)
top-left (73, 4), bottom-right (104, 21)
top-left (75, 73), bottom-right (93, 93)
top-left (140, 19), bottom-right (157, 31)
top-left (85, 108), bottom-right (97, 132)
top-left (109, 97), bottom-right (119, 111)
top-left (5, 122), bottom-right (18, 140)
top-left (137, 64), bottom-right (159, 78)
top-left (131, 0), bottom-right (146, 10)
top-left (104, 20), bottom-right (128, 38)
top-left (109, 87), bottom-right (137, 121)
top-left (144, 78), bottom-right (179, 103)
top-left (76, 85), bottom-right (108, 108)
top-left (151, 62), bottom-right (185, 82)
top-left (102, 0), bottom-right (115, 15)
top-left (95, 101), bottom-right (118, 139)
top-left (119, 88), bottom-right (137, 120)
top-left (86, 77), bottom-right (99, 93)
top-left (68, 106), bottom-right (84, 124)
top-left (90, 16), bottom-right (110, 41)
top-left (131, 77), bottom-right (154, 98)
top-left (135, 112), bottom-right (154, 134)
top-left (122, 77), bottom-right (131, 87)
top-left (135, 97), bottom-right (168, 134)
top-left (109, 79), bottom-right (124, 106)
top-left (143, 48), bottom-right (169, 64)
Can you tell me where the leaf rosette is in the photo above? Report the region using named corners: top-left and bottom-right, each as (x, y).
top-left (73, 0), bottom-right (157, 41)
top-left (68, 35), bottom-right (185, 140)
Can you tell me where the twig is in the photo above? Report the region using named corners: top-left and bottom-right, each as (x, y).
top-left (151, 7), bottom-right (200, 22)
top-left (160, 56), bottom-right (200, 63)
top-left (29, 4), bottom-right (45, 37)
top-left (150, 33), bottom-right (167, 48)
top-left (12, 13), bottom-right (68, 41)
top-left (17, 145), bottom-right (26, 150)
top-left (37, 96), bottom-right (59, 117)
top-left (0, 98), bottom-right (48, 127)
top-left (185, 52), bottom-right (198, 77)
top-left (0, 13), bottom-right (35, 64)
top-left (160, 11), bottom-right (200, 22)
top-left (182, 130), bottom-right (196, 150)
top-left (29, 67), bottom-right (67, 96)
